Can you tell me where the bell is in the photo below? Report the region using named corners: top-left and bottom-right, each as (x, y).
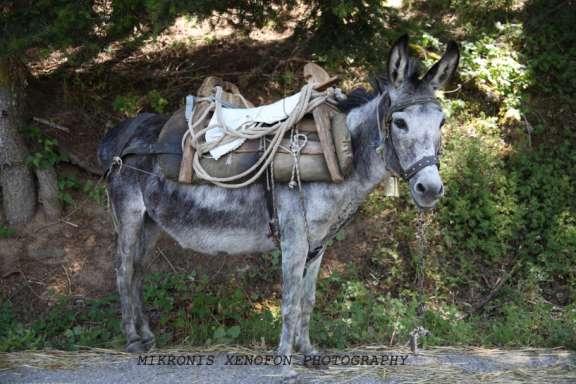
top-left (383, 176), bottom-right (399, 197)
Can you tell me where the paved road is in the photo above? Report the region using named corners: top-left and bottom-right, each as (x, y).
top-left (1, 347), bottom-right (574, 384)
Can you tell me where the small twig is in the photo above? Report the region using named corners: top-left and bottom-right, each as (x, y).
top-left (522, 114), bottom-right (533, 148)
top-left (33, 117), bottom-right (70, 133)
top-left (439, 84), bottom-right (462, 94)
top-left (62, 220), bottom-right (79, 228)
top-left (157, 248), bottom-right (177, 274)
top-left (18, 269), bottom-right (44, 301)
top-left (62, 265), bottom-right (72, 295)
top-left (389, 328), bottom-right (397, 346)
top-left (462, 262), bottom-right (521, 319)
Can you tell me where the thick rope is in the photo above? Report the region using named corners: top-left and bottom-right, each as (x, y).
top-left (183, 84), bottom-right (328, 188)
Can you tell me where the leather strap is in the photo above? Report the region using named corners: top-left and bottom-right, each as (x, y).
top-left (121, 142), bottom-right (182, 156)
top-left (401, 155), bottom-right (439, 180)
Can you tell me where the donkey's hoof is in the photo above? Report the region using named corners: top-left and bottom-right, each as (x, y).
top-left (125, 340), bottom-right (147, 353)
top-left (141, 337), bottom-right (155, 352)
top-left (282, 370), bottom-right (300, 384)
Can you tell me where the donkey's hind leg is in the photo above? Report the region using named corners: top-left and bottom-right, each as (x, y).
top-left (131, 214), bottom-right (161, 350)
top-left (112, 185), bottom-right (152, 353)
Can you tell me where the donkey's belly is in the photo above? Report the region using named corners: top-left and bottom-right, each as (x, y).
top-left (143, 179), bottom-right (277, 256)
top-left (164, 224), bottom-right (277, 256)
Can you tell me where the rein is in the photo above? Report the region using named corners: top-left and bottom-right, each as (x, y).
top-left (377, 96), bottom-right (441, 180)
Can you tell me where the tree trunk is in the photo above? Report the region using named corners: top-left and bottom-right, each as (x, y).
top-left (35, 167), bottom-right (61, 220)
top-left (0, 59), bottom-right (37, 226)
top-left (0, 194), bottom-right (5, 224)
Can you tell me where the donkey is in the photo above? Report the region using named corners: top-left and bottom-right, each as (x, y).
top-left (98, 35), bottom-right (459, 380)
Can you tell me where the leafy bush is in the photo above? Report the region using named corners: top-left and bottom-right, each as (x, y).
top-left (113, 94), bottom-right (141, 117)
top-left (24, 126), bottom-right (67, 170)
top-left (142, 272), bottom-right (280, 347)
top-left (459, 23), bottom-right (531, 123)
top-left (57, 175), bottom-right (107, 206)
top-left (0, 297), bottom-right (122, 352)
top-left (0, 225), bottom-right (16, 238)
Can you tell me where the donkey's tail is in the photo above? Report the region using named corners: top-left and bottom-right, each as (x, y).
top-left (97, 113), bottom-right (167, 172)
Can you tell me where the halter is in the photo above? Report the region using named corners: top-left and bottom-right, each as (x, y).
top-left (377, 96), bottom-right (442, 181)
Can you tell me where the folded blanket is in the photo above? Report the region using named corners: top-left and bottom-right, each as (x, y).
top-left (205, 92), bottom-right (301, 160)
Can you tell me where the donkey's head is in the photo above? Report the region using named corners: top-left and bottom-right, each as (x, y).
top-left (379, 35), bottom-right (459, 209)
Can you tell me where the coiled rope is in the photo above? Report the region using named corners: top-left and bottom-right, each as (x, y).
top-left (181, 84), bottom-right (330, 188)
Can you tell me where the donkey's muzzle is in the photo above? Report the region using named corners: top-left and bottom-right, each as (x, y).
top-left (414, 180), bottom-right (444, 200)
top-left (410, 164), bottom-right (444, 209)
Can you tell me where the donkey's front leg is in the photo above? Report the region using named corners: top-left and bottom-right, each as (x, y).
top-left (295, 245), bottom-right (325, 356)
top-left (277, 198), bottom-right (309, 382)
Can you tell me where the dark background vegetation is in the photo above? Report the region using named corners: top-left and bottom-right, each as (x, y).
top-left (0, 0), bottom-right (574, 351)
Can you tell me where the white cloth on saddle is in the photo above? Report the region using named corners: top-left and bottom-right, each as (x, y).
top-left (205, 92), bottom-right (301, 160)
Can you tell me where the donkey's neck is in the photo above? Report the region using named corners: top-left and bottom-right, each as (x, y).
top-left (344, 95), bottom-right (391, 196)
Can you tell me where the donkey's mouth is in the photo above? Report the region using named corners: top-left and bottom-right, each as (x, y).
top-left (410, 184), bottom-right (442, 210)
top-left (412, 196), bottom-right (439, 211)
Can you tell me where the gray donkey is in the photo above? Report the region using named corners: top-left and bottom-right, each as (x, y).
top-left (98, 35), bottom-right (459, 381)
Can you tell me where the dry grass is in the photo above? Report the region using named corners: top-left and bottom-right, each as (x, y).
top-left (1, 346), bottom-right (574, 383)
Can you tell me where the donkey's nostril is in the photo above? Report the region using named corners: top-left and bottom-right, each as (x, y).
top-left (416, 183), bottom-right (426, 193)
top-left (438, 184), bottom-right (444, 195)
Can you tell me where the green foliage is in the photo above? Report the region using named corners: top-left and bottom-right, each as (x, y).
top-left (1, 1), bottom-right (97, 55)
top-left (57, 175), bottom-right (106, 206)
top-left (2, 267), bottom-right (574, 352)
top-left (113, 91), bottom-right (170, 116)
top-left (0, 225), bottom-right (16, 238)
top-left (24, 127), bottom-right (67, 169)
top-left (459, 23), bottom-right (531, 122)
top-left (308, 0), bottom-right (395, 67)
top-left (57, 175), bottom-right (81, 206)
top-left (510, 145), bottom-right (576, 287)
top-left (522, 2), bottom-right (576, 99)
top-left (481, 301), bottom-right (576, 347)
top-left (147, 90), bottom-right (168, 114)
top-left (142, 272), bottom-right (280, 347)
top-left (1, 0), bottom-right (297, 59)
top-left (113, 94), bottom-right (141, 117)
top-left (82, 180), bottom-right (107, 206)
top-left (440, 131), bottom-right (521, 272)
top-left (0, 297), bottom-right (122, 352)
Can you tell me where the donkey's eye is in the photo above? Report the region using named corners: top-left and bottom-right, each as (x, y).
top-left (394, 118), bottom-right (408, 131)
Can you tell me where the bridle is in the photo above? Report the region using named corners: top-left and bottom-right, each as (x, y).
top-left (376, 96), bottom-right (442, 181)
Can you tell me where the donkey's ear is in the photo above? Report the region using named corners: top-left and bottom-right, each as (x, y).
top-left (422, 41), bottom-right (460, 90)
top-left (387, 34), bottom-right (411, 88)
